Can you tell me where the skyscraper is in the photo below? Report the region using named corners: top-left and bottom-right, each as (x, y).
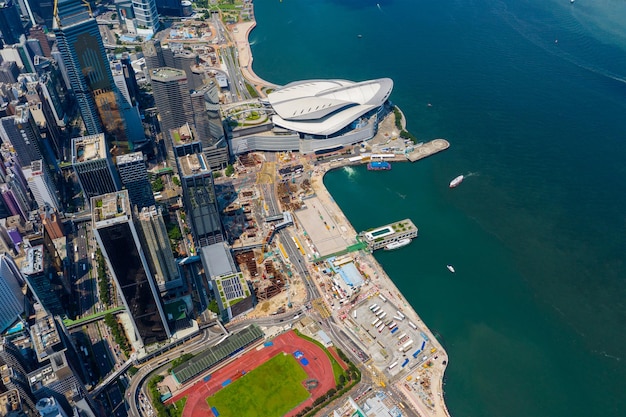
top-left (150, 67), bottom-right (194, 140)
top-left (131, 0), bottom-right (160, 34)
top-left (0, 105), bottom-right (43, 169)
top-left (116, 151), bottom-right (155, 210)
top-left (53, 0), bottom-right (137, 144)
top-left (22, 160), bottom-right (61, 211)
top-left (178, 153), bottom-right (223, 248)
top-left (92, 191), bottom-right (170, 345)
top-left (0, 1), bottom-right (25, 45)
top-left (71, 134), bottom-right (121, 200)
top-left (0, 254), bottom-right (25, 333)
top-left (137, 206), bottom-right (182, 295)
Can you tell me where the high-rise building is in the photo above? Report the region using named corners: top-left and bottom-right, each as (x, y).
top-left (39, 204), bottom-right (64, 240)
top-left (92, 191), bottom-right (170, 345)
top-left (142, 39), bottom-right (165, 74)
top-left (0, 60), bottom-right (20, 83)
top-left (0, 254), bottom-right (25, 333)
top-left (0, 365), bottom-right (36, 416)
top-left (23, 0), bottom-right (53, 28)
top-left (22, 160), bottom-right (61, 211)
top-left (53, 0), bottom-right (137, 143)
top-left (21, 245), bottom-right (63, 315)
top-left (131, 0), bottom-right (159, 34)
top-left (0, 1), bottom-right (25, 45)
top-left (178, 153), bottom-right (223, 248)
top-left (28, 25), bottom-right (51, 57)
top-left (137, 206), bottom-right (182, 295)
top-left (116, 151), bottom-right (154, 210)
top-left (0, 105), bottom-right (43, 169)
top-left (154, 0), bottom-right (181, 17)
top-left (35, 397), bottom-right (68, 417)
top-left (71, 134), bottom-right (121, 201)
top-left (150, 67), bottom-right (194, 141)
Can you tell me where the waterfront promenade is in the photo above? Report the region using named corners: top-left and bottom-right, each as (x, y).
top-left (229, 17), bottom-right (451, 417)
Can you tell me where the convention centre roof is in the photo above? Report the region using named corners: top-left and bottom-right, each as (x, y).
top-left (267, 78), bottom-right (393, 136)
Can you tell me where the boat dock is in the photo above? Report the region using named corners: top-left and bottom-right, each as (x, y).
top-left (360, 219), bottom-right (418, 251)
top-left (406, 139), bottom-right (450, 162)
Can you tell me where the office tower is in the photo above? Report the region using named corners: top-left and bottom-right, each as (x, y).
top-left (22, 160), bottom-right (61, 211)
top-left (0, 389), bottom-right (27, 416)
top-left (116, 151), bottom-right (154, 210)
top-left (35, 398), bottom-right (68, 417)
top-left (21, 245), bottom-right (63, 315)
top-left (137, 206), bottom-right (182, 295)
top-left (151, 67), bottom-right (194, 140)
top-left (53, 0), bottom-right (135, 143)
top-left (120, 53), bottom-right (140, 106)
top-left (0, 171), bottom-right (34, 222)
top-left (0, 254), bottom-right (25, 333)
top-left (165, 123), bottom-right (200, 171)
top-left (178, 153), bottom-right (223, 247)
top-left (39, 204), bottom-right (64, 240)
top-left (132, 0), bottom-right (159, 34)
top-left (190, 88), bottom-right (229, 169)
top-left (71, 134), bottom-right (121, 200)
top-left (0, 60), bottom-right (20, 83)
top-left (142, 39), bottom-right (165, 74)
top-left (171, 50), bottom-right (201, 90)
top-left (0, 2), bottom-right (24, 45)
top-left (0, 365), bottom-right (36, 416)
top-left (28, 25), bottom-right (50, 57)
top-left (92, 191), bottom-right (170, 345)
top-left (0, 106), bottom-right (43, 168)
top-left (154, 0), bottom-right (181, 17)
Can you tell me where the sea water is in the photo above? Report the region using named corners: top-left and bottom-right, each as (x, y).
top-left (251, 1), bottom-right (626, 415)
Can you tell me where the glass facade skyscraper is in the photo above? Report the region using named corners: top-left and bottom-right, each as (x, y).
top-left (92, 191), bottom-right (170, 346)
top-left (53, 0), bottom-right (137, 144)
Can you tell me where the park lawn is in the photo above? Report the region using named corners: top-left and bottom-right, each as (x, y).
top-left (206, 353), bottom-right (309, 417)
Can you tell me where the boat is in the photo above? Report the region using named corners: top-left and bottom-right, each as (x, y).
top-left (384, 238), bottom-right (411, 250)
top-left (449, 175), bottom-right (464, 188)
top-left (446, 265), bottom-right (455, 273)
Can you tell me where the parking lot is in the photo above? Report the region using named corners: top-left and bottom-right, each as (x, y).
top-left (346, 294), bottom-right (438, 379)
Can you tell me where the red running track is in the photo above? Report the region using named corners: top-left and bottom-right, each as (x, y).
top-left (166, 330), bottom-right (338, 417)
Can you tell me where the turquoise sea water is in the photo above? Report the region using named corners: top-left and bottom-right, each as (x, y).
top-left (250, 1), bottom-right (626, 416)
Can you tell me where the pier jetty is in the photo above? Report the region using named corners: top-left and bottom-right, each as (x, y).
top-left (360, 219), bottom-right (418, 251)
top-left (406, 139), bottom-right (450, 162)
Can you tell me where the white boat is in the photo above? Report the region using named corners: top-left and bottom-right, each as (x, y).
top-left (384, 238), bottom-right (412, 250)
top-left (449, 175), bottom-right (464, 188)
top-left (446, 265), bottom-right (455, 273)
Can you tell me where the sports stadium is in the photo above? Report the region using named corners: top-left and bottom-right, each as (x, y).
top-left (225, 78), bottom-right (394, 155)
top-left (165, 326), bottom-right (349, 417)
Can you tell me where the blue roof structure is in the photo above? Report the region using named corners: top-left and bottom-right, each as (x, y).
top-left (338, 262), bottom-right (363, 287)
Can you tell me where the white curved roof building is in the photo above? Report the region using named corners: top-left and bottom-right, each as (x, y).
top-left (228, 78), bottom-right (394, 155)
top-left (268, 78), bottom-right (393, 136)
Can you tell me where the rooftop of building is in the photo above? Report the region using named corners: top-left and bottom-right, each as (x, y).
top-left (170, 123), bottom-right (195, 146)
top-left (91, 191), bottom-right (131, 225)
top-left (150, 67), bottom-right (187, 82)
top-left (0, 389), bottom-right (21, 416)
top-left (71, 133), bottom-right (107, 164)
top-left (31, 311), bottom-right (61, 362)
top-left (178, 153), bottom-right (209, 177)
top-left (20, 245), bottom-right (43, 276)
top-left (116, 151), bottom-right (144, 165)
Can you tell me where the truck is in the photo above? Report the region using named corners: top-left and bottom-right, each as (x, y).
top-left (388, 361), bottom-right (398, 370)
top-left (379, 294), bottom-right (387, 302)
top-left (408, 321), bottom-right (418, 330)
top-left (369, 304), bottom-right (378, 311)
top-left (371, 306), bottom-right (380, 314)
top-left (399, 340), bottom-right (414, 352)
top-left (378, 312), bottom-right (387, 320)
top-left (372, 319), bottom-right (381, 327)
top-left (396, 310), bottom-right (405, 319)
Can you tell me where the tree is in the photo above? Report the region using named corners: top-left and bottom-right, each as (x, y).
top-left (224, 164), bottom-right (234, 177)
top-left (152, 177), bottom-right (164, 192)
top-left (172, 176), bottom-right (181, 186)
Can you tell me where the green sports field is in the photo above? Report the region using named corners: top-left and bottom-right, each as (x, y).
top-left (206, 353), bottom-right (309, 417)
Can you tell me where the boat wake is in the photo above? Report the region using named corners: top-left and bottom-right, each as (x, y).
top-left (343, 166), bottom-right (356, 177)
top-left (377, 3), bottom-right (382, 11)
top-left (465, 171), bottom-right (479, 178)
